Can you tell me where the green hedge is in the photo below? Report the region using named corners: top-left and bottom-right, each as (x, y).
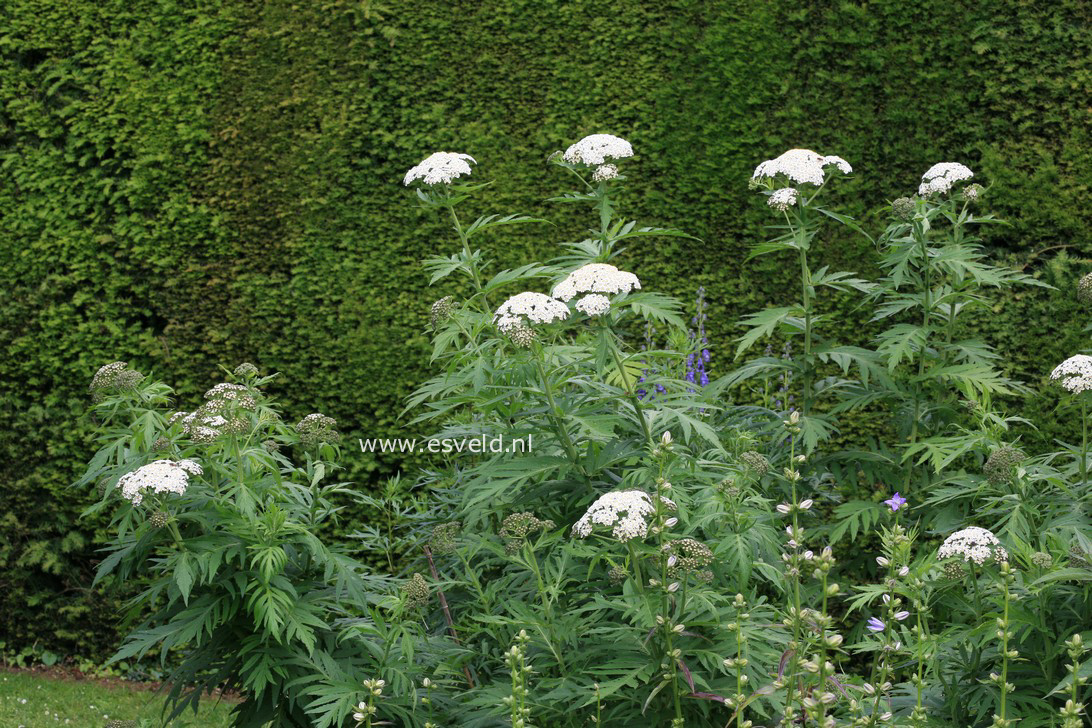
top-left (1, 0), bottom-right (1089, 659)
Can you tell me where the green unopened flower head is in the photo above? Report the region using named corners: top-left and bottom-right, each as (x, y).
top-left (506, 322), bottom-right (537, 348)
top-left (234, 362), bottom-right (259, 379)
top-left (430, 295), bottom-right (456, 331)
top-left (664, 538), bottom-right (715, 576)
top-left (1069, 544), bottom-right (1091, 569)
top-left (717, 477), bottom-right (742, 498)
top-left (296, 413), bottom-right (340, 446)
top-left (149, 510), bottom-right (169, 528)
top-left (222, 417), bottom-right (250, 436)
top-left (499, 511), bottom-right (554, 554)
top-left (429, 521), bottom-right (461, 554)
top-left (1031, 551), bottom-right (1053, 569)
top-left (891, 197), bottom-right (915, 221)
top-left (942, 559), bottom-right (967, 581)
top-left (90, 361), bottom-right (145, 402)
top-left (607, 564), bottom-right (628, 585)
top-left (105, 721), bottom-right (137, 728)
top-left (739, 450), bottom-right (769, 476)
top-left (964, 183), bottom-right (984, 202)
top-left (1077, 272), bottom-right (1092, 304)
top-left (401, 572), bottom-right (430, 609)
top-left (984, 446), bottom-right (1024, 485)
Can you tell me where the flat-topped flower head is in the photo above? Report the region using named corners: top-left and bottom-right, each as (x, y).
top-left (768, 187), bottom-right (798, 212)
top-left (752, 148), bottom-right (852, 186)
top-left (563, 134), bottom-right (633, 166)
top-left (403, 152), bottom-right (476, 186)
top-left (204, 382), bottom-right (255, 408)
top-left (494, 291), bottom-right (570, 331)
top-left (1050, 354), bottom-right (1092, 394)
top-left (938, 526), bottom-right (1008, 565)
top-left (572, 489), bottom-right (676, 542)
top-left (592, 164), bottom-right (619, 182)
top-left (296, 413), bottom-right (340, 445)
top-left (918, 162), bottom-right (973, 196)
top-left (117, 459), bottom-right (202, 506)
top-left (552, 263), bottom-right (641, 302)
top-left (90, 361), bottom-right (144, 400)
top-left (575, 293), bottom-right (611, 317)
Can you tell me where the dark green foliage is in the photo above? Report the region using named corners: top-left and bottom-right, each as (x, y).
top-left (1, 0), bottom-right (1090, 658)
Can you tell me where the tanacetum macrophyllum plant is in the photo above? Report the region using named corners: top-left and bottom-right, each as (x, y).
top-left (79, 364), bottom-right (426, 728)
top-left (79, 135), bottom-right (1091, 728)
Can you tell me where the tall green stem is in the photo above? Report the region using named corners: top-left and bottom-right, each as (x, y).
top-left (998, 568), bottom-right (1012, 724)
top-left (604, 326), bottom-right (654, 446)
top-left (800, 245), bottom-right (812, 417)
top-left (782, 428), bottom-right (804, 724)
top-left (906, 220), bottom-right (931, 491)
top-left (447, 202), bottom-right (490, 310)
top-left (533, 354), bottom-right (583, 471)
top-left (1081, 398), bottom-right (1088, 489)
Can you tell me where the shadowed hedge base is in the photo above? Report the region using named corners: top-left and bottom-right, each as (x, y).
top-left (1, 0), bottom-right (1090, 659)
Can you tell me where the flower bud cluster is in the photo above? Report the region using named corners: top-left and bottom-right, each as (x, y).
top-left (296, 413), bottom-right (340, 446)
top-left (722, 594), bottom-right (754, 725)
top-left (429, 521), bottom-right (461, 555)
top-left (401, 572), bottom-right (430, 610)
top-left (499, 512), bottom-right (555, 554)
top-left (1061, 634), bottom-right (1088, 728)
top-left (503, 630), bottom-right (534, 728)
top-left (429, 295), bottom-right (456, 331)
top-left (984, 445), bottom-right (1024, 486)
top-left (352, 678), bottom-right (385, 727)
top-left (90, 361), bottom-right (145, 402)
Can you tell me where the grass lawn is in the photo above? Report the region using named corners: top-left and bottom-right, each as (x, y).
top-left (0, 668), bottom-right (236, 727)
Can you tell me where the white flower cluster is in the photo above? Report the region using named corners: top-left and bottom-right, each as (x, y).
top-left (938, 526), bottom-right (1008, 565)
top-left (571, 490), bottom-right (676, 542)
top-left (918, 162), bottom-right (973, 196)
top-left (592, 163), bottom-right (619, 182)
top-left (494, 292), bottom-right (570, 331)
top-left (204, 382), bottom-right (255, 407)
top-left (752, 149), bottom-right (852, 186)
top-left (552, 263), bottom-right (641, 302)
top-left (563, 134), bottom-right (633, 166)
top-left (403, 152), bottom-right (476, 186)
top-left (169, 410), bottom-right (227, 442)
top-left (118, 459), bottom-right (202, 506)
top-left (1050, 354), bottom-right (1092, 394)
top-left (768, 187), bottom-right (799, 211)
top-left (575, 293), bottom-right (611, 317)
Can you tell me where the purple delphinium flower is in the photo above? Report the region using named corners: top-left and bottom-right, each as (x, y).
top-left (685, 286), bottom-right (710, 390)
top-left (884, 492), bottom-right (908, 512)
top-left (866, 617), bottom-right (885, 633)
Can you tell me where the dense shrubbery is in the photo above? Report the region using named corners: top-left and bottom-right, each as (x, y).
top-left (3, 0), bottom-right (1091, 666)
top-left (82, 139), bottom-right (1091, 727)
